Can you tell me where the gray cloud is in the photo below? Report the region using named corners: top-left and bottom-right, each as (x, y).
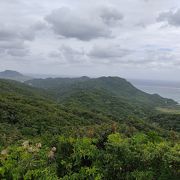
top-left (7, 49), bottom-right (29, 57)
top-left (0, 26), bottom-right (30, 57)
top-left (0, 40), bottom-right (29, 57)
top-left (89, 45), bottom-right (131, 59)
top-left (49, 42), bottom-right (178, 67)
top-left (0, 23), bottom-right (46, 57)
top-left (50, 44), bottom-right (132, 65)
top-left (49, 45), bottom-right (86, 64)
top-left (0, 29), bottom-right (18, 41)
top-left (99, 6), bottom-right (123, 25)
top-left (45, 6), bottom-right (123, 41)
top-left (157, 9), bottom-right (180, 26)
top-left (20, 22), bottom-right (48, 41)
top-left (0, 40), bottom-right (25, 49)
top-left (0, 26), bottom-right (37, 42)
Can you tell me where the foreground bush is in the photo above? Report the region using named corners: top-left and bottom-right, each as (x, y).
top-left (0, 132), bottom-right (179, 179)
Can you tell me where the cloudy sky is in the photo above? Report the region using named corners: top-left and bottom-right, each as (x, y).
top-left (1, 0), bottom-right (180, 80)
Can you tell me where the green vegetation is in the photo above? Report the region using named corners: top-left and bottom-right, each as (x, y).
top-left (157, 106), bottom-right (180, 114)
top-left (1, 133), bottom-right (179, 179)
top-left (0, 77), bottom-right (179, 179)
top-left (150, 113), bottom-right (180, 132)
top-left (26, 76), bottom-right (176, 107)
top-left (0, 80), bottom-right (115, 145)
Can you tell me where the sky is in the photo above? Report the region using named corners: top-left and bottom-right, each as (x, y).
top-left (1, 0), bottom-right (180, 80)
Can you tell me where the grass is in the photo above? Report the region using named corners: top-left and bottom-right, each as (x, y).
top-left (156, 106), bottom-right (180, 114)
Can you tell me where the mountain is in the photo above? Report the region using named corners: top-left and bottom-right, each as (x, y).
top-left (26, 76), bottom-right (177, 108)
top-left (25, 76), bottom-right (178, 130)
top-left (0, 70), bottom-right (32, 82)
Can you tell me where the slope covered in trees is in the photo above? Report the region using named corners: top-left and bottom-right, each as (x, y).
top-left (26, 76), bottom-right (177, 107)
top-left (26, 76), bottom-right (178, 126)
top-left (0, 80), bottom-right (115, 144)
top-left (1, 79), bottom-right (171, 144)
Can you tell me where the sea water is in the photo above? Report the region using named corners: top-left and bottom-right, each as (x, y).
top-left (130, 79), bottom-right (180, 104)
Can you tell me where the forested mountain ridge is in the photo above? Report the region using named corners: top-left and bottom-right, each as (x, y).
top-left (26, 76), bottom-right (177, 107)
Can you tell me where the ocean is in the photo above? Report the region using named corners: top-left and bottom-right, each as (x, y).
top-left (129, 79), bottom-right (180, 104)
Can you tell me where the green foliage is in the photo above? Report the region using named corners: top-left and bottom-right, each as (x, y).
top-left (150, 113), bottom-right (180, 132)
top-left (1, 79), bottom-right (173, 146)
top-left (0, 143), bottom-right (58, 179)
top-left (1, 133), bottom-right (179, 179)
top-left (0, 80), bottom-right (116, 145)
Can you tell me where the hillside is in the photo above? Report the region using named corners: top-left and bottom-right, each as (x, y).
top-left (25, 77), bottom-right (180, 133)
top-left (0, 79), bottom-right (179, 180)
top-left (0, 79), bottom-right (116, 144)
top-left (0, 79), bottom-right (175, 145)
top-left (26, 76), bottom-right (177, 107)
top-left (0, 70), bottom-right (32, 82)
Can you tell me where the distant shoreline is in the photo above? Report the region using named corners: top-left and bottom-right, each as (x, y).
top-left (132, 83), bottom-right (180, 104)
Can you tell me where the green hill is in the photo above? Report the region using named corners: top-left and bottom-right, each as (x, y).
top-left (0, 79), bottom-right (116, 144)
top-left (26, 77), bottom-right (176, 116)
top-left (25, 77), bottom-right (180, 133)
top-left (26, 76), bottom-right (176, 108)
top-left (1, 78), bottom-right (176, 146)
